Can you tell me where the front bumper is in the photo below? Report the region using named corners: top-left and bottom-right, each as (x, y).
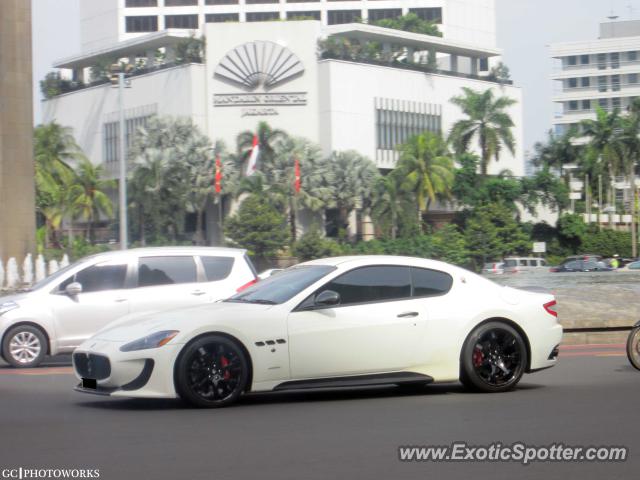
top-left (72, 340), bottom-right (183, 399)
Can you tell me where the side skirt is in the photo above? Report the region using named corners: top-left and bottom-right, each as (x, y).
top-left (272, 372), bottom-right (433, 392)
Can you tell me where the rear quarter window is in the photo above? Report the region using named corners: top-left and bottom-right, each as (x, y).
top-left (200, 256), bottom-right (235, 281)
top-left (411, 267), bottom-right (453, 297)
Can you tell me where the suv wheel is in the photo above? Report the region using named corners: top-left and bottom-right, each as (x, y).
top-left (2, 326), bottom-right (47, 368)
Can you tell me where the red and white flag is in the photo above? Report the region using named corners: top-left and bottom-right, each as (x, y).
top-left (245, 135), bottom-right (260, 176)
top-left (214, 155), bottom-right (222, 194)
top-left (294, 158), bottom-right (301, 194)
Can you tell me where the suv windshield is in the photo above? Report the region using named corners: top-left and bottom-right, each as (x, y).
top-left (226, 265), bottom-right (335, 305)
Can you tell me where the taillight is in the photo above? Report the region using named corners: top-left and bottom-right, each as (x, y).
top-left (236, 278), bottom-right (258, 293)
top-left (549, 267), bottom-right (558, 272)
top-left (543, 300), bottom-right (557, 317)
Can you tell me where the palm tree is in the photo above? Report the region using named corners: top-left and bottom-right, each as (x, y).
top-left (396, 132), bottom-right (454, 215)
top-left (325, 151), bottom-right (380, 239)
top-left (236, 121), bottom-right (287, 175)
top-left (371, 169), bottom-right (414, 239)
top-left (617, 98), bottom-right (640, 257)
top-left (68, 159), bottom-right (115, 242)
top-left (449, 87), bottom-right (517, 175)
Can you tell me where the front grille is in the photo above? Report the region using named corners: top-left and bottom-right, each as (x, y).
top-left (73, 353), bottom-right (111, 380)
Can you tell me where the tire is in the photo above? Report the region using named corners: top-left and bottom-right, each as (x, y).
top-left (626, 327), bottom-right (640, 371)
top-left (174, 335), bottom-right (249, 408)
top-left (460, 321), bottom-right (527, 393)
top-left (2, 325), bottom-right (47, 368)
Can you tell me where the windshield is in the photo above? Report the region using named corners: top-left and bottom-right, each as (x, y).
top-left (28, 260), bottom-right (83, 291)
top-left (226, 265), bottom-right (335, 305)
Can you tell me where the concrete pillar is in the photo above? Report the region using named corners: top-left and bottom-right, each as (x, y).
top-left (146, 49), bottom-right (156, 68)
top-left (72, 67), bottom-right (85, 84)
top-left (0, 0), bottom-right (36, 263)
top-left (450, 54), bottom-right (458, 72)
top-left (470, 56), bottom-right (479, 75)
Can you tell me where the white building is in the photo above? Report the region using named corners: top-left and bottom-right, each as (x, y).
top-left (79, 0), bottom-right (497, 52)
top-left (550, 19), bottom-right (640, 138)
top-left (43, 3), bottom-right (524, 243)
top-left (550, 19), bottom-right (640, 228)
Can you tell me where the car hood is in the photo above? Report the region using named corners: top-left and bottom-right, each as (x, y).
top-left (92, 301), bottom-right (274, 342)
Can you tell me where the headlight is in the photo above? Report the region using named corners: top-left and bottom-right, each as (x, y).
top-left (119, 330), bottom-right (179, 352)
top-left (0, 301), bottom-right (19, 316)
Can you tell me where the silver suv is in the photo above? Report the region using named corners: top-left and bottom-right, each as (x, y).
top-left (0, 247), bottom-right (257, 368)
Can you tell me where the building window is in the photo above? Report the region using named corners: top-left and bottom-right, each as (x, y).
top-left (205, 13), bottom-right (239, 22)
top-left (568, 78), bottom-right (578, 88)
top-left (165, 14), bottom-right (198, 28)
top-left (598, 75), bottom-right (607, 92)
top-left (581, 77), bottom-right (590, 87)
top-left (286, 11), bottom-right (321, 20)
top-left (125, 0), bottom-right (157, 7)
top-left (580, 54), bottom-right (590, 65)
top-left (479, 58), bottom-right (489, 71)
top-left (246, 0), bottom-right (279, 4)
top-left (125, 16), bottom-right (158, 32)
top-left (628, 51), bottom-right (638, 62)
top-left (597, 53), bottom-right (606, 69)
top-left (581, 99), bottom-right (591, 110)
top-left (165, 0), bottom-right (197, 6)
top-left (327, 10), bottom-right (361, 25)
top-left (408, 7), bottom-right (442, 24)
top-left (286, 0), bottom-right (319, 3)
top-left (246, 11), bottom-right (280, 21)
top-left (568, 100), bottom-right (578, 111)
top-left (567, 56), bottom-right (577, 66)
top-left (368, 9), bottom-right (402, 23)
top-left (375, 99), bottom-right (441, 152)
top-left (205, 0), bottom-right (238, 4)
top-left (612, 97), bottom-right (621, 109)
top-left (611, 74), bottom-right (620, 91)
top-left (629, 73), bottom-right (639, 85)
top-left (598, 98), bottom-right (608, 110)
top-left (104, 114), bottom-right (153, 165)
top-left (610, 52), bottom-right (620, 69)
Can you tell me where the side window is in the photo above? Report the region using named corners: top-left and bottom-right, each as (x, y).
top-left (411, 268), bottom-right (453, 297)
top-left (565, 260), bottom-right (580, 270)
top-left (322, 266), bottom-right (411, 305)
top-left (201, 256), bottom-right (235, 282)
top-left (528, 260), bottom-right (537, 266)
top-left (61, 262), bottom-right (128, 293)
top-left (138, 256), bottom-right (197, 287)
top-left (519, 259), bottom-right (527, 266)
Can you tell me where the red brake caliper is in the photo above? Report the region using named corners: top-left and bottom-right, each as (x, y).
top-left (221, 356), bottom-right (230, 380)
top-left (472, 347), bottom-right (484, 367)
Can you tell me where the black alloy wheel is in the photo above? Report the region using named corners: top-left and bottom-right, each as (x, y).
top-left (460, 322), bottom-right (527, 392)
top-left (175, 335), bottom-right (249, 408)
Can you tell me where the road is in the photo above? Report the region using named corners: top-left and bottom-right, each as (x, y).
top-left (0, 345), bottom-right (638, 480)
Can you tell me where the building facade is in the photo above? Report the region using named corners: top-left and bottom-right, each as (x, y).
top-left (43, 3), bottom-right (524, 243)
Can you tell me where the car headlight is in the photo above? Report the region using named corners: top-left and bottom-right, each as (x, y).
top-left (0, 301), bottom-right (19, 316)
top-left (119, 330), bottom-right (179, 352)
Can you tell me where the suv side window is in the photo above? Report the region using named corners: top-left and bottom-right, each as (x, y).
top-left (565, 260), bottom-right (581, 270)
top-left (138, 256), bottom-right (197, 287)
top-left (60, 262), bottom-right (128, 293)
top-left (200, 256), bottom-right (235, 281)
top-left (411, 267), bottom-right (453, 297)
top-left (322, 266), bottom-right (412, 306)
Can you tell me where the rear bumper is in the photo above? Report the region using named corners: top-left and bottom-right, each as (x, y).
top-left (528, 324), bottom-right (563, 372)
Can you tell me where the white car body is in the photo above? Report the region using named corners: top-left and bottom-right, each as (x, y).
top-left (73, 256), bottom-right (562, 402)
top-left (0, 247), bottom-right (257, 366)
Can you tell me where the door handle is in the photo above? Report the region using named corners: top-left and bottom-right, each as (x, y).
top-left (397, 311), bottom-right (419, 318)
top-left (114, 298), bottom-right (127, 303)
top-left (191, 290), bottom-right (206, 296)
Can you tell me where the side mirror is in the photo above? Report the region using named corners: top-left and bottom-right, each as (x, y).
top-left (315, 290), bottom-right (340, 307)
top-left (65, 282), bottom-right (83, 297)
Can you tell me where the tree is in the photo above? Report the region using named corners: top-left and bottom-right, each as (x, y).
top-left (617, 98), bottom-right (640, 257)
top-left (236, 121), bottom-right (287, 175)
top-left (69, 159), bottom-right (115, 242)
top-left (397, 132), bottom-right (454, 214)
top-left (325, 151), bottom-right (380, 239)
top-left (372, 12), bottom-right (442, 37)
top-left (224, 195), bottom-right (290, 267)
top-left (449, 87), bottom-right (517, 175)
top-left (371, 169), bottom-right (415, 239)
top-left (292, 229), bottom-right (343, 261)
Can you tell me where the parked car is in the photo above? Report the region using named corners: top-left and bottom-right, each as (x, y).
top-left (550, 259), bottom-right (613, 272)
top-left (0, 247), bottom-right (258, 368)
top-left (503, 257), bottom-right (548, 274)
top-left (72, 255), bottom-right (562, 408)
top-left (621, 260), bottom-right (640, 271)
top-left (482, 262), bottom-right (504, 275)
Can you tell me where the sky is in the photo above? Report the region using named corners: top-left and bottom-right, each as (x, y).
top-left (31, 0), bottom-right (640, 157)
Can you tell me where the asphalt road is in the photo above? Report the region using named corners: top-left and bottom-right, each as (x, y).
top-left (0, 345), bottom-right (638, 480)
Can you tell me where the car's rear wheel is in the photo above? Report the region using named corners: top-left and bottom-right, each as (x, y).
top-left (2, 325), bottom-right (47, 368)
top-left (175, 335), bottom-right (248, 408)
top-left (460, 322), bottom-right (527, 393)
top-left (626, 327), bottom-right (640, 371)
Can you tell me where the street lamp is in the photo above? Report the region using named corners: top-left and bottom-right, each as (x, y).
top-left (110, 63), bottom-right (131, 249)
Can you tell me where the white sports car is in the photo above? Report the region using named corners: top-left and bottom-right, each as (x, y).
top-left (72, 256), bottom-right (562, 407)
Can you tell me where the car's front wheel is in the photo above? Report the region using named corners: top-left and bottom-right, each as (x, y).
top-left (460, 322), bottom-right (527, 392)
top-left (175, 335), bottom-right (249, 408)
top-left (626, 326), bottom-right (640, 371)
top-left (2, 325), bottom-right (47, 368)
